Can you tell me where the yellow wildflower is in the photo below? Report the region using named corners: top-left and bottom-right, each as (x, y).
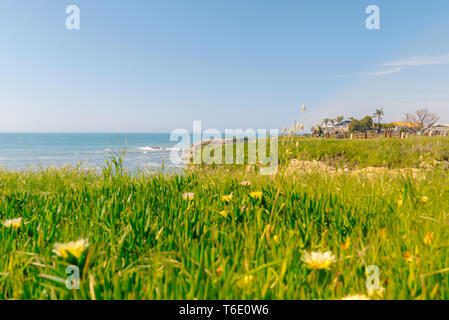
top-left (341, 237), bottom-right (351, 250)
top-left (397, 199), bottom-right (403, 207)
top-left (222, 194), bottom-right (233, 202)
top-left (273, 235), bottom-right (280, 243)
top-left (250, 192), bottom-right (263, 200)
top-left (421, 196), bottom-right (429, 203)
top-left (368, 287), bottom-right (385, 298)
top-left (219, 210), bottom-right (228, 218)
top-left (341, 294), bottom-right (370, 300)
top-left (216, 266), bottom-right (224, 277)
top-left (424, 232), bottom-right (434, 246)
top-left (403, 251), bottom-right (413, 262)
top-left (403, 250), bottom-right (420, 264)
top-left (237, 275), bottom-right (254, 288)
top-left (53, 239), bottom-right (89, 259)
top-left (182, 192), bottom-right (194, 201)
top-left (302, 251), bottom-right (336, 270)
top-left (2, 217), bottom-right (23, 229)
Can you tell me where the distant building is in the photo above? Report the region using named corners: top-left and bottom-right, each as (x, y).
top-left (429, 124), bottom-right (449, 135)
top-left (334, 120), bottom-right (351, 133)
top-left (391, 122), bottom-right (420, 131)
top-left (321, 120), bottom-right (350, 134)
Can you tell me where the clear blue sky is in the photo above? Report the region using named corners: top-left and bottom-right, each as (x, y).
top-left (1, 0), bottom-right (449, 132)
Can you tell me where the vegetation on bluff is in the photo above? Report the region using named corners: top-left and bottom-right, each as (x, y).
top-left (1, 137), bottom-right (449, 299)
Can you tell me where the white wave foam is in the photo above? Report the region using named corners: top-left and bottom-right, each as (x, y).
top-left (144, 162), bottom-right (162, 167)
top-left (138, 146), bottom-right (180, 152)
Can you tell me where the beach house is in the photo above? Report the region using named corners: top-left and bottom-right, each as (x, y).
top-left (429, 124), bottom-right (449, 135)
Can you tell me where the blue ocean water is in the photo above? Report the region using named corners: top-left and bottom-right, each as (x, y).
top-left (0, 133), bottom-right (183, 172)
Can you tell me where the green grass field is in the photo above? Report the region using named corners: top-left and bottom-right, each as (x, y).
top-left (1, 137), bottom-right (449, 300)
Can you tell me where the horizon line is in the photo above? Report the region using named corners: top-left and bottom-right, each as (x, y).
top-left (0, 131), bottom-right (175, 134)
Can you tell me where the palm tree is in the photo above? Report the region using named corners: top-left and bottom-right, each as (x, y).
top-left (322, 118), bottom-right (330, 127)
top-left (333, 116), bottom-right (344, 133)
top-left (336, 116), bottom-right (344, 124)
top-left (373, 108), bottom-right (384, 133)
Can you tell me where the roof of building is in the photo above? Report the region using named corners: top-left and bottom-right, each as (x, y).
top-left (391, 122), bottom-right (420, 128)
top-left (335, 120), bottom-right (351, 126)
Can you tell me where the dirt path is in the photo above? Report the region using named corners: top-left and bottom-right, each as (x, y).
top-left (287, 159), bottom-right (426, 178)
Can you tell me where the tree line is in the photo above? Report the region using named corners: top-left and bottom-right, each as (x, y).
top-left (318, 108), bottom-right (439, 134)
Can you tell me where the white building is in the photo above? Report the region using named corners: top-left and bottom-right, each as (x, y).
top-left (332, 120), bottom-right (351, 133)
top-left (429, 124), bottom-right (449, 135)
